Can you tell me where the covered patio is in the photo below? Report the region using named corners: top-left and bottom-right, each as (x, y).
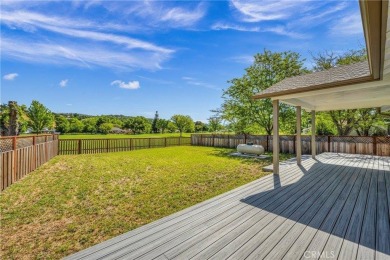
top-left (66, 153), bottom-right (390, 260)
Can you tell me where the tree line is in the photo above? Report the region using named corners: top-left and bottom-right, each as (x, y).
top-left (0, 102), bottom-right (225, 136)
top-left (215, 48), bottom-right (389, 136)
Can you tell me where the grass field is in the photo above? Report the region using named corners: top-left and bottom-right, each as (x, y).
top-left (58, 133), bottom-right (192, 139)
top-left (0, 146), bottom-right (292, 259)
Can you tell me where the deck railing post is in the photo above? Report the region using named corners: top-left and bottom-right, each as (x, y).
top-left (328, 136), bottom-right (331, 152)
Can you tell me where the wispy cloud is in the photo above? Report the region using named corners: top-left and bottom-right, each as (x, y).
top-left (229, 55), bottom-right (254, 65)
top-left (3, 73), bottom-right (18, 80)
top-left (0, 7), bottom-right (174, 71)
top-left (211, 22), bottom-right (260, 32)
top-left (98, 1), bottom-right (206, 29)
top-left (182, 76), bottom-right (220, 90)
top-left (111, 80), bottom-right (140, 90)
top-left (329, 12), bottom-right (363, 36)
top-left (59, 79), bottom-right (68, 87)
top-left (230, 0), bottom-right (312, 22)
top-left (1, 36), bottom-right (169, 70)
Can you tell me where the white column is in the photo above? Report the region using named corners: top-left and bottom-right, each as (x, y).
top-left (311, 110), bottom-right (316, 159)
top-left (296, 106), bottom-right (302, 165)
top-left (273, 100), bottom-right (279, 175)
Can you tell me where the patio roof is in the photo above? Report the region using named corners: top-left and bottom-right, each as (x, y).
top-left (253, 0), bottom-right (390, 112)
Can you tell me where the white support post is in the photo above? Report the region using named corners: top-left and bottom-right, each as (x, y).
top-left (311, 110), bottom-right (316, 159)
top-left (296, 106), bottom-right (302, 165)
top-left (273, 100), bottom-right (280, 175)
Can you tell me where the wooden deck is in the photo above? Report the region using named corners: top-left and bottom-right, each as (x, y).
top-left (66, 153), bottom-right (390, 260)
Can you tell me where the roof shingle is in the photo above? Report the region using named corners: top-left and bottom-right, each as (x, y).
top-left (254, 61), bottom-right (372, 99)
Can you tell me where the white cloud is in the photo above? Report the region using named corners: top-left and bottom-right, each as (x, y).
top-left (211, 23), bottom-right (260, 32)
top-left (3, 73), bottom-right (18, 80)
top-left (59, 79), bottom-right (68, 87)
top-left (182, 77), bottom-right (220, 90)
top-left (229, 55), bottom-right (254, 65)
top-left (1, 37), bottom-right (170, 70)
top-left (108, 1), bottom-right (206, 28)
top-left (329, 13), bottom-right (363, 36)
top-left (111, 80), bottom-right (140, 90)
top-left (230, 0), bottom-right (312, 22)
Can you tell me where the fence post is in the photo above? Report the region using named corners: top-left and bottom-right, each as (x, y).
top-left (328, 136), bottom-right (331, 152)
top-left (179, 137), bottom-right (181, 146)
top-left (164, 138), bottom-right (167, 147)
top-left (32, 136), bottom-right (36, 169)
top-left (106, 139), bottom-right (109, 153)
top-left (244, 134), bottom-right (247, 144)
top-left (373, 136), bottom-right (377, 155)
top-left (149, 138), bottom-right (151, 148)
top-left (212, 135), bottom-right (215, 147)
top-left (78, 139), bottom-right (82, 154)
top-left (130, 138), bottom-right (133, 150)
top-left (227, 135), bottom-right (230, 148)
top-left (12, 136), bottom-right (17, 183)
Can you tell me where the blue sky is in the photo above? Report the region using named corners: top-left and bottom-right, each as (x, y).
top-left (1, 0), bottom-right (364, 122)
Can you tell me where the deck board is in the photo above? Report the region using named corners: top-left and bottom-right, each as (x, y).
top-left (65, 153), bottom-right (390, 260)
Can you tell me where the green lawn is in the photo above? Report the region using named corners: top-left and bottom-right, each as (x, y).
top-left (0, 146), bottom-right (292, 259)
top-left (58, 133), bottom-right (192, 139)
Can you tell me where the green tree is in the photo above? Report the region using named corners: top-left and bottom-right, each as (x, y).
top-left (98, 122), bottom-right (113, 134)
top-left (125, 116), bottom-right (151, 134)
top-left (156, 119), bottom-right (170, 134)
top-left (1, 103), bottom-right (29, 135)
top-left (171, 114), bottom-right (194, 136)
top-left (194, 121), bottom-right (208, 132)
top-left (82, 118), bottom-right (97, 133)
top-left (355, 108), bottom-right (382, 136)
top-left (167, 121), bottom-right (177, 133)
top-left (27, 100), bottom-right (54, 134)
top-left (152, 111), bottom-right (159, 133)
top-left (55, 115), bottom-right (70, 133)
top-left (208, 117), bottom-right (222, 132)
top-left (220, 50), bottom-right (306, 135)
top-left (69, 118), bottom-right (84, 133)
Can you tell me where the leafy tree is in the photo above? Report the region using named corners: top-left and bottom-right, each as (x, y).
top-left (220, 50), bottom-right (306, 134)
top-left (98, 122), bottom-right (113, 134)
top-left (69, 118), bottom-right (84, 133)
top-left (194, 121), bottom-right (208, 132)
top-left (82, 118), bottom-right (97, 133)
top-left (1, 103), bottom-right (29, 135)
top-left (355, 108), bottom-right (382, 136)
top-left (208, 117), bottom-right (222, 132)
top-left (55, 115), bottom-right (70, 133)
top-left (315, 112), bottom-right (335, 135)
top-left (156, 119), bottom-right (170, 134)
top-left (171, 114), bottom-right (194, 136)
top-left (312, 48), bottom-right (368, 135)
top-left (27, 100), bottom-right (54, 134)
top-left (167, 121), bottom-right (177, 133)
top-left (125, 116), bottom-right (151, 134)
top-left (152, 111), bottom-right (159, 133)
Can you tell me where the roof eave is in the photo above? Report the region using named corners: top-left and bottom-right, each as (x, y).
top-left (253, 75), bottom-right (375, 100)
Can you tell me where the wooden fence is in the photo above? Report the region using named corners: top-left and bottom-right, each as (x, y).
top-left (58, 137), bottom-right (191, 155)
top-left (191, 134), bottom-right (390, 156)
top-left (1, 134), bottom-right (59, 191)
